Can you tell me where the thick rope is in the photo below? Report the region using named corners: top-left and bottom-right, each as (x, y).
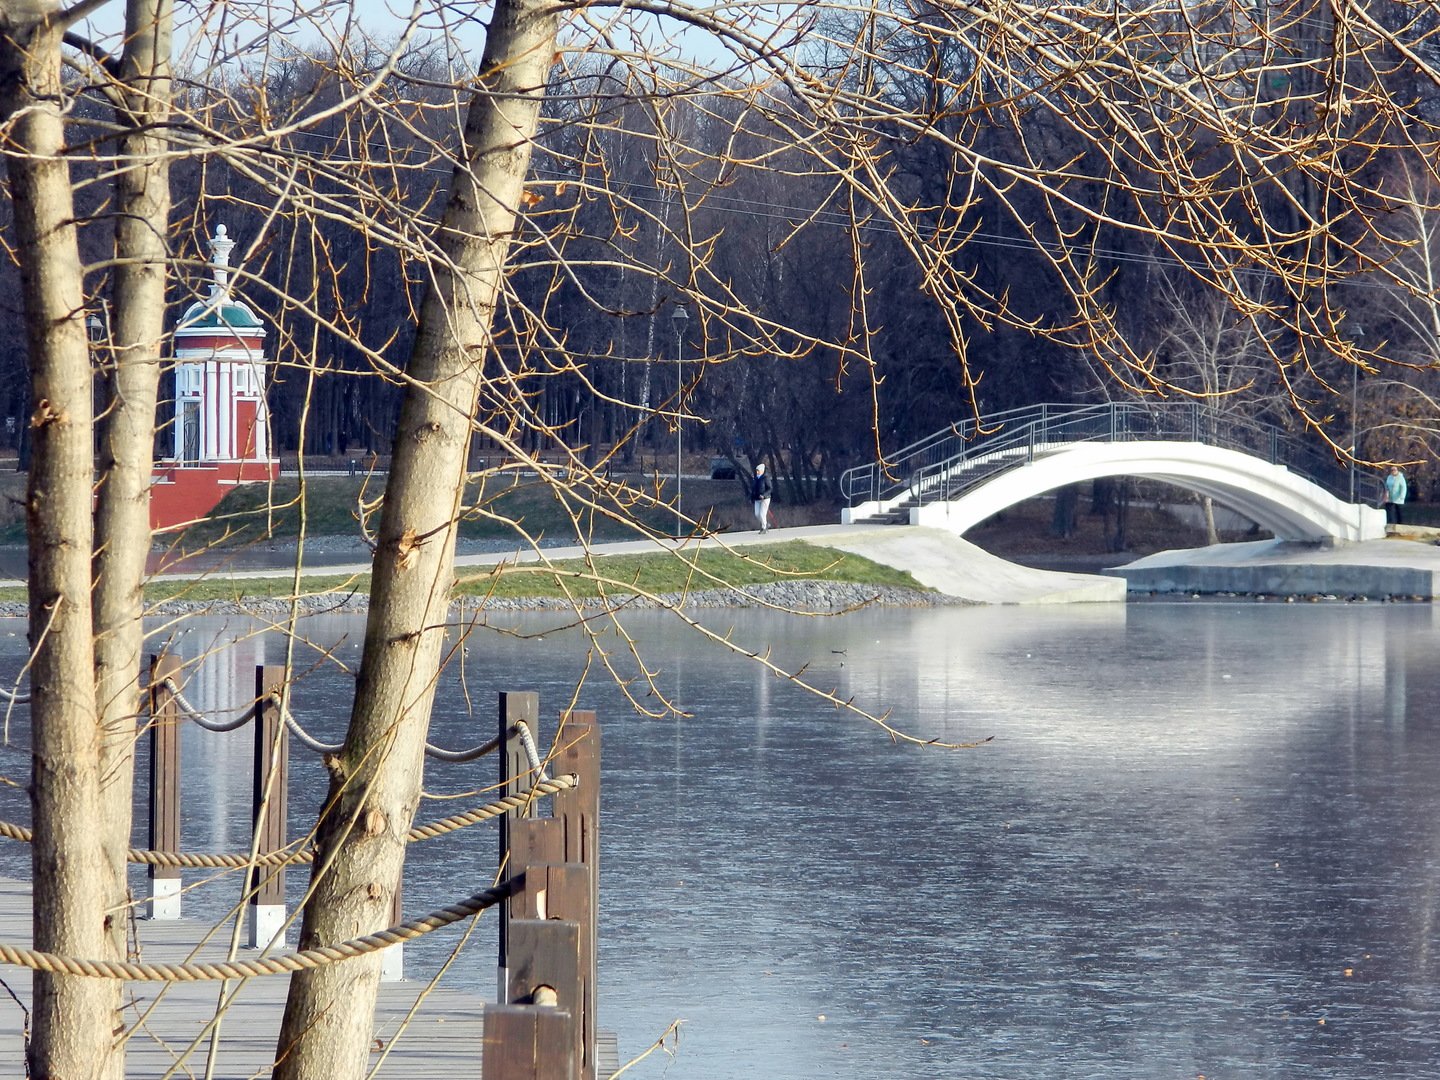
top-left (404, 773), bottom-right (573, 841)
top-left (0, 774), bottom-right (578, 869)
top-left (424, 730), bottom-right (501, 764)
top-left (515, 719), bottom-right (548, 781)
top-left (0, 881), bottom-right (511, 982)
top-left (0, 686), bottom-right (30, 705)
top-left (163, 681), bottom-right (251, 733)
top-left (161, 679), bottom-right (503, 762)
top-left (275, 697), bottom-right (343, 754)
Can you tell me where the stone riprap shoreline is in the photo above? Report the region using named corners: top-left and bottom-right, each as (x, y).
top-left (0, 581), bottom-right (965, 621)
top-left (132, 580), bottom-right (969, 619)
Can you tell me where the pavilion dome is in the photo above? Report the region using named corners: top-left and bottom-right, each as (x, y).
top-left (175, 224), bottom-right (265, 337)
top-left (177, 295), bottom-right (264, 333)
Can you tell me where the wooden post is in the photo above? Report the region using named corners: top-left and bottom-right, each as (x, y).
top-left (500, 917), bottom-right (580, 1080)
top-left (510, 818), bottom-right (564, 880)
top-left (248, 664), bottom-right (288, 950)
top-left (146, 655), bottom-right (183, 920)
top-left (482, 1004), bottom-right (575, 1080)
top-left (551, 712), bottom-right (599, 1080)
top-left (511, 864), bottom-right (590, 924)
top-left (497, 690), bottom-right (540, 999)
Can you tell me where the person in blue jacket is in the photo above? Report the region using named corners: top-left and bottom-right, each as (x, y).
top-left (751, 462), bottom-right (773, 534)
top-left (1385, 465), bottom-right (1408, 525)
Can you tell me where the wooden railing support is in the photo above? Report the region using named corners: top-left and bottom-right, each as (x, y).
top-left (496, 918), bottom-right (580, 1080)
top-left (146, 654), bottom-right (183, 920)
top-left (497, 690), bottom-right (540, 999)
top-left (247, 664), bottom-right (289, 950)
top-left (510, 818), bottom-right (564, 880)
top-left (551, 711), bottom-right (599, 1080)
top-left (482, 1003), bottom-right (575, 1080)
top-left (489, 698), bottom-right (601, 1079)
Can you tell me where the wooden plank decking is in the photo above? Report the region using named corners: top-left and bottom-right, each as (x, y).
top-left (0, 879), bottom-right (619, 1078)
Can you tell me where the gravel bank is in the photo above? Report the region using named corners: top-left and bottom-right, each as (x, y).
top-left (135, 580), bottom-right (967, 619)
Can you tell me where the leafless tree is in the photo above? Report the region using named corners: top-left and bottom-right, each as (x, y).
top-left (8, 0), bottom-right (1440, 1076)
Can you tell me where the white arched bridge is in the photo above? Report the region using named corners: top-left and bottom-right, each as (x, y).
top-left (838, 402), bottom-right (1387, 543)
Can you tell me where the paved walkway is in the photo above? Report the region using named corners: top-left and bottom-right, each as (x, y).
top-left (157, 523), bottom-right (1127, 606)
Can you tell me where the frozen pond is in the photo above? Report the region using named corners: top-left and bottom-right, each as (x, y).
top-left (0, 600), bottom-right (1435, 1078)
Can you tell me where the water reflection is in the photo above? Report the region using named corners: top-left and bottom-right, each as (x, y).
top-left (0, 602), bottom-right (1437, 1078)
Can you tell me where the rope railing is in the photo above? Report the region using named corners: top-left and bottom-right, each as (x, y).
top-left (274, 694), bottom-right (342, 754)
top-left (0, 774), bottom-right (578, 869)
top-left (0, 880), bottom-right (513, 982)
top-left (160, 678), bottom-right (505, 762)
top-left (514, 717), bottom-right (548, 780)
top-left (164, 680), bottom-right (252, 733)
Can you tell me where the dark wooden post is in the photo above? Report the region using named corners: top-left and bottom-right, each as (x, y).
top-left (147, 654), bottom-right (183, 920)
top-left (494, 918), bottom-right (580, 1080)
top-left (498, 690), bottom-right (540, 999)
top-left (248, 664), bottom-right (288, 949)
top-left (551, 711), bottom-right (599, 1080)
top-left (510, 818), bottom-right (564, 883)
top-left (482, 1004), bottom-right (575, 1080)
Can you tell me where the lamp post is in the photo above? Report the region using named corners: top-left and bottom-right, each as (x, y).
top-left (670, 304), bottom-right (689, 535)
top-left (1349, 324), bottom-right (1363, 504)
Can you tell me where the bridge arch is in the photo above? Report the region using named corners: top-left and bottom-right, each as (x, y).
top-left (865, 442), bottom-right (1386, 543)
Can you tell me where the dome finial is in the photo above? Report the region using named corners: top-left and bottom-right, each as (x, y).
top-left (209, 225), bottom-right (235, 296)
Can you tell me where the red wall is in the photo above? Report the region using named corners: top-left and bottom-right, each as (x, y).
top-left (149, 461), bottom-right (279, 532)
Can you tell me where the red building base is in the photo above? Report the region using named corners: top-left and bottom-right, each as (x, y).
top-left (150, 460), bottom-right (280, 532)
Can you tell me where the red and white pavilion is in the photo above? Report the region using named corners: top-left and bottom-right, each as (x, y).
top-left (150, 225), bottom-right (280, 531)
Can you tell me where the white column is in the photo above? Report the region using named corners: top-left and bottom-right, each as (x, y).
top-left (204, 361), bottom-right (218, 460)
top-left (221, 363), bottom-right (233, 459)
top-left (172, 377), bottom-right (183, 460)
top-left (251, 358), bottom-right (268, 460)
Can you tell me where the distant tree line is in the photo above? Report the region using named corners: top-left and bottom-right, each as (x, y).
top-left (7, 3), bottom-right (1439, 509)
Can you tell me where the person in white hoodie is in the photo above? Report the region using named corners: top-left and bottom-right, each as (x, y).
top-left (750, 462), bottom-right (773, 533)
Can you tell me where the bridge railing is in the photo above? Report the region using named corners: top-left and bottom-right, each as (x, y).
top-left (838, 402), bottom-right (1049, 505)
top-left (841, 401), bottom-right (1379, 511)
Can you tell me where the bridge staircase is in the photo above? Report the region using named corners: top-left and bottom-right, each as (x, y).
top-left (840, 402), bottom-right (1373, 526)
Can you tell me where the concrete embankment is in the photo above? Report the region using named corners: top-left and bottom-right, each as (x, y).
top-left (797, 525), bottom-right (1440, 603)
top-left (1108, 532), bottom-right (1440, 599)
top-left (804, 525), bottom-right (1125, 604)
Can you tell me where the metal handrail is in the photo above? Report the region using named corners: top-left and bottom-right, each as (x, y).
top-left (840, 401), bottom-right (1380, 512)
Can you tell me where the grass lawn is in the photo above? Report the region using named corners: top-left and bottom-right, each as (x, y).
top-left (0, 540), bottom-right (923, 610)
top-left (449, 541), bottom-right (923, 601)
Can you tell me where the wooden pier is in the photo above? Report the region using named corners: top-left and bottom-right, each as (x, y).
top-left (0, 879), bottom-right (619, 1078)
top-left (0, 681), bottom-right (615, 1078)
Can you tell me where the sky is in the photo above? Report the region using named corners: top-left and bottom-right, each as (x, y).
top-left (69, 0), bottom-right (752, 77)
top-left (71, 0), bottom-right (494, 69)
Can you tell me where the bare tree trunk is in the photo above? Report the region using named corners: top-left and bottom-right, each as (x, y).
top-left (273, 0), bottom-right (559, 1075)
top-left (0, 10), bottom-right (116, 1077)
top-left (91, 11), bottom-right (175, 1078)
top-left (1201, 495), bottom-right (1220, 545)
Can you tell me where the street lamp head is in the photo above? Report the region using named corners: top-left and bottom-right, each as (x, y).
top-left (86, 313), bottom-right (105, 344)
top-left (670, 304), bottom-right (689, 331)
